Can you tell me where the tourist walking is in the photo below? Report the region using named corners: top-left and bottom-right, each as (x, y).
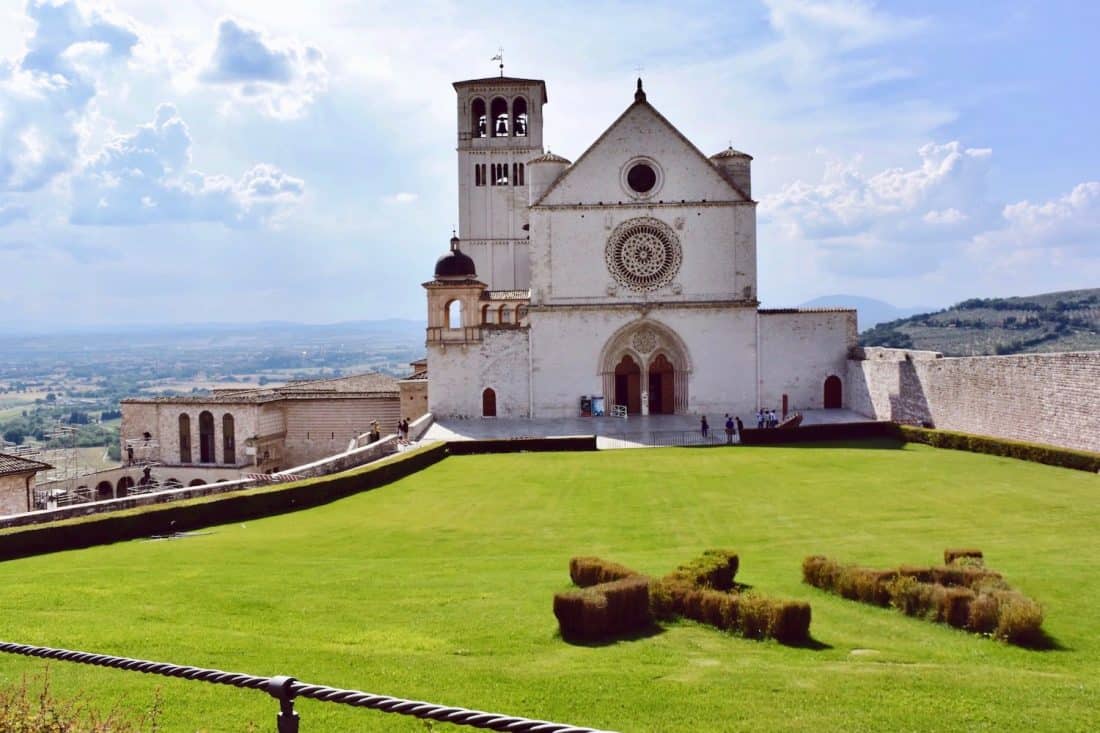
top-left (756, 409), bottom-right (764, 429)
top-left (725, 415), bottom-right (735, 444)
top-left (700, 415), bottom-right (709, 438)
top-left (735, 415), bottom-right (744, 438)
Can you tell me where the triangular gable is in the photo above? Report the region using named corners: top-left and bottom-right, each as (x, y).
top-left (534, 97), bottom-right (751, 206)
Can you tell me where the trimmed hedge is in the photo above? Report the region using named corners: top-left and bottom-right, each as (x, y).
top-left (553, 575), bottom-right (651, 641)
top-left (652, 550), bottom-right (810, 644)
top-left (802, 552), bottom-right (1044, 645)
top-left (569, 556), bottom-right (641, 587)
top-left (739, 421), bottom-right (896, 445)
top-left (664, 549), bottom-right (740, 591)
top-left (447, 436), bottom-right (597, 455)
top-left (944, 548), bottom-right (984, 565)
top-left (0, 443), bottom-right (449, 562)
top-left (894, 425), bottom-right (1100, 473)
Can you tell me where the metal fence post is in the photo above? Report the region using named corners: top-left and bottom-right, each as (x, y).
top-left (266, 675), bottom-right (300, 733)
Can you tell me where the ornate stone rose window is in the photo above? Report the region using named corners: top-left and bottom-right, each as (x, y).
top-left (605, 217), bottom-right (682, 292)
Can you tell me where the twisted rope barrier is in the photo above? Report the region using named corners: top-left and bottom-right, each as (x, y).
top-left (0, 641), bottom-right (613, 733)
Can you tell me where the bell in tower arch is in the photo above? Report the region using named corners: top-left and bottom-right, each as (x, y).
top-left (496, 117), bottom-right (508, 136)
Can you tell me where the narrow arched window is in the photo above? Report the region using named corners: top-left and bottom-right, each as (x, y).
top-left (517, 163), bottom-right (525, 186)
top-left (447, 299), bottom-right (463, 329)
top-left (475, 164), bottom-right (481, 186)
top-left (481, 304), bottom-right (490, 324)
top-left (512, 97), bottom-right (528, 137)
top-left (490, 97), bottom-right (508, 136)
top-left (482, 388), bottom-right (497, 417)
top-left (471, 98), bottom-right (487, 138)
top-left (198, 411), bottom-right (215, 463)
top-left (222, 413), bottom-right (236, 464)
top-left (499, 305), bottom-right (510, 324)
top-left (178, 413), bottom-right (191, 463)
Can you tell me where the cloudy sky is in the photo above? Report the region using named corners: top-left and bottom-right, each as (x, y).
top-left (1, 0), bottom-right (1097, 328)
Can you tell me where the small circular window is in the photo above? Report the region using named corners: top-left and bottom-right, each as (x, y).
top-left (626, 163), bottom-right (657, 193)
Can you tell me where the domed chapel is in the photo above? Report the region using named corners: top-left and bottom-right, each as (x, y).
top-left (423, 75), bottom-right (856, 419)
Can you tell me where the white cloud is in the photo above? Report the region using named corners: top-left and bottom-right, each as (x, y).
top-left (760, 141), bottom-right (998, 276)
top-left (383, 192), bottom-right (417, 205)
top-left (197, 18), bottom-right (327, 119)
top-left (971, 182), bottom-right (1100, 260)
top-left (70, 103), bottom-right (304, 227)
top-left (0, 0), bottom-right (138, 192)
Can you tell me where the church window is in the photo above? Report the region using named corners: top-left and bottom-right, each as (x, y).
top-left (512, 97), bottom-right (528, 137)
top-left (627, 162), bottom-right (657, 193)
top-left (481, 304), bottom-right (490, 324)
top-left (198, 410), bottom-right (215, 464)
top-left (605, 216), bottom-right (683, 292)
top-left (490, 97), bottom-right (509, 136)
top-left (178, 413), bottom-right (191, 463)
top-left (512, 162), bottom-right (525, 186)
top-left (447, 299), bottom-right (463, 329)
top-left (222, 413), bottom-right (236, 464)
top-left (475, 164), bottom-right (482, 186)
top-left (491, 163), bottom-right (508, 185)
top-left (471, 98), bottom-right (487, 138)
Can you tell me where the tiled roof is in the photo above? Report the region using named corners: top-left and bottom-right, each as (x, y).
top-left (711, 146), bottom-right (753, 160)
top-left (0, 453), bottom-right (52, 477)
top-left (123, 372), bottom-right (400, 404)
top-left (758, 307), bottom-right (857, 314)
top-left (528, 152), bottom-right (571, 164)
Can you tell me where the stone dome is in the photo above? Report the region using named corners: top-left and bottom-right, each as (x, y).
top-left (434, 235), bottom-right (477, 279)
top-left (528, 151), bottom-right (572, 165)
top-left (710, 146), bottom-right (753, 160)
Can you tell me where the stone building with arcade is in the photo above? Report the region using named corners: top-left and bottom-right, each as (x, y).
top-left (423, 75), bottom-right (856, 419)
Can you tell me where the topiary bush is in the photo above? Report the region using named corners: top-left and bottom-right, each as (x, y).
top-left (804, 550), bottom-right (1044, 646)
top-left (569, 556), bottom-right (641, 587)
top-left (558, 551), bottom-right (811, 645)
top-left (553, 576), bottom-right (651, 641)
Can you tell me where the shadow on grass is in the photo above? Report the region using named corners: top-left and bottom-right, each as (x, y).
top-left (740, 438), bottom-right (905, 451)
top-left (785, 636), bottom-right (833, 651)
top-left (1014, 629), bottom-right (1069, 652)
top-left (558, 623), bottom-right (665, 647)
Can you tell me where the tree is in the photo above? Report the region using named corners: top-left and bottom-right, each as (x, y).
top-left (3, 428), bottom-right (25, 445)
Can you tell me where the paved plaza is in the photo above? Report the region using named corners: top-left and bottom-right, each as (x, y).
top-left (421, 408), bottom-right (872, 449)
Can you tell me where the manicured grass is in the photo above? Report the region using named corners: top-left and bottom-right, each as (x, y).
top-left (0, 441), bottom-right (1098, 731)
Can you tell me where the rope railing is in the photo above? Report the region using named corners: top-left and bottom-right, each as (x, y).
top-left (0, 641), bottom-right (614, 733)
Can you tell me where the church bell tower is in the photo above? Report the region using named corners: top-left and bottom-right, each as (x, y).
top-left (453, 74), bottom-right (547, 291)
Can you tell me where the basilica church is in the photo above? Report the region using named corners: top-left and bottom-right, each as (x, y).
top-left (423, 75), bottom-right (856, 419)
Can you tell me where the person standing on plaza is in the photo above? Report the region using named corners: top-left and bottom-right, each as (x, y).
top-left (700, 415), bottom-right (709, 438)
top-left (725, 414), bottom-right (735, 444)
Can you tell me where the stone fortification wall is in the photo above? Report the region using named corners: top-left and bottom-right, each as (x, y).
top-left (848, 347), bottom-right (1100, 453)
top-left (282, 396), bottom-right (401, 468)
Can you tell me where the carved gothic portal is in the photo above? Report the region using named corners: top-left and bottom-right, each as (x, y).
top-left (600, 321), bottom-right (691, 415)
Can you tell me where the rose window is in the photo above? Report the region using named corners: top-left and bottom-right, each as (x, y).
top-left (605, 217), bottom-right (682, 291)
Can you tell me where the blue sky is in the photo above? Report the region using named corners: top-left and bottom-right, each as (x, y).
top-left (0, 0), bottom-right (1097, 327)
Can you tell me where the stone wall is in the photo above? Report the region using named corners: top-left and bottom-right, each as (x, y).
top-left (758, 309), bottom-right (857, 413)
top-left (848, 347), bottom-right (1100, 453)
top-left (0, 473), bottom-right (30, 515)
top-left (428, 329), bottom-right (531, 418)
top-left (282, 396), bottom-right (402, 468)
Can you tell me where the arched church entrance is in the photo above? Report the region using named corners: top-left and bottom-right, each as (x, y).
top-left (614, 355), bottom-right (642, 414)
top-left (824, 375), bottom-right (842, 409)
top-left (482, 388), bottom-right (497, 417)
top-left (601, 321), bottom-right (691, 416)
top-left (648, 353), bottom-right (675, 415)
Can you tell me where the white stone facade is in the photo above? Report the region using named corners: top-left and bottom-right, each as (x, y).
top-left (427, 76), bottom-right (855, 420)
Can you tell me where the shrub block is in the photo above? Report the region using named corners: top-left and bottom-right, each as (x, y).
top-left (569, 556), bottom-right (640, 587)
top-left (804, 552), bottom-right (1044, 646)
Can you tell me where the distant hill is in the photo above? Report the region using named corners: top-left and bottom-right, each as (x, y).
top-left (859, 288), bottom-right (1100, 356)
top-left (798, 295), bottom-right (934, 330)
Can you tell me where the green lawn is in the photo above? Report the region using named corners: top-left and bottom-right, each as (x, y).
top-left (0, 441), bottom-right (1097, 731)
